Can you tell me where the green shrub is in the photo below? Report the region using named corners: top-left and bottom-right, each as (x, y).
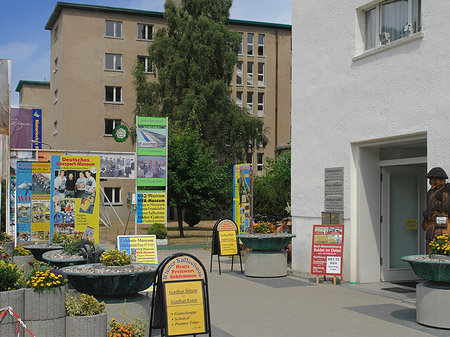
top-left (184, 208), bottom-right (201, 228)
top-left (147, 223), bottom-right (167, 239)
top-left (65, 293), bottom-right (105, 316)
top-left (0, 260), bottom-right (23, 291)
top-left (14, 246), bottom-right (31, 256)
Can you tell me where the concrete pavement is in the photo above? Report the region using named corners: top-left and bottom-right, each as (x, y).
top-left (99, 243), bottom-right (450, 336)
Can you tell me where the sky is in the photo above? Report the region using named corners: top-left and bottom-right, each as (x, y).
top-left (0, 0), bottom-right (291, 107)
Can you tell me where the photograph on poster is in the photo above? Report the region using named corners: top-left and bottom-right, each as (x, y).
top-left (54, 199), bottom-right (76, 234)
top-left (137, 156), bottom-right (166, 179)
top-left (100, 154), bottom-right (135, 178)
top-left (31, 231), bottom-right (48, 241)
top-left (137, 126), bottom-right (166, 149)
top-left (53, 169), bottom-right (97, 201)
top-left (32, 173), bottom-right (51, 194)
top-left (18, 231), bottom-right (30, 241)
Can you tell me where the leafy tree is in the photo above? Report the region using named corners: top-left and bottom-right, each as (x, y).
top-left (253, 150), bottom-right (291, 219)
top-left (133, 0), bottom-right (267, 166)
top-left (168, 127), bottom-right (228, 237)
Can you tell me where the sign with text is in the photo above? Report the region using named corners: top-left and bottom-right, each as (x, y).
top-left (233, 164), bottom-right (252, 234)
top-left (311, 224), bottom-right (344, 276)
top-left (116, 235), bottom-right (158, 264)
top-left (136, 192), bottom-right (166, 224)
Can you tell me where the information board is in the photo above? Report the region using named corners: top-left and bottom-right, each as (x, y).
top-left (116, 235), bottom-right (158, 264)
top-left (218, 231), bottom-right (238, 256)
top-left (310, 224), bottom-right (344, 276)
top-left (210, 218), bottom-right (242, 275)
top-left (136, 192), bottom-right (166, 224)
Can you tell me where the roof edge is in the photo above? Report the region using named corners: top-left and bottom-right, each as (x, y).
top-left (15, 80), bottom-right (50, 93)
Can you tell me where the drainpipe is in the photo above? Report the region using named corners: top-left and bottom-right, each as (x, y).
top-left (275, 30), bottom-right (279, 151)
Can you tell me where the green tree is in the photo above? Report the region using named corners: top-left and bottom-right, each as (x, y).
top-left (133, 0), bottom-right (267, 165)
top-left (253, 150), bottom-right (291, 219)
top-left (168, 127), bottom-right (228, 237)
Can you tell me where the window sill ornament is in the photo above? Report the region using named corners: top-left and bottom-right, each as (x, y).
top-left (113, 124), bottom-right (129, 142)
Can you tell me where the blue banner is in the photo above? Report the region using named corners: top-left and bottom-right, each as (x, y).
top-left (32, 109), bottom-right (42, 149)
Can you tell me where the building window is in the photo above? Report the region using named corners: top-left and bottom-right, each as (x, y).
top-left (105, 20), bottom-right (122, 38)
top-left (257, 153), bottom-right (264, 171)
top-left (104, 119), bottom-right (122, 136)
top-left (236, 61), bottom-right (243, 85)
top-left (236, 91), bottom-right (243, 107)
top-left (246, 153), bottom-right (253, 165)
top-left (137, 24), bottom-right (153, 40)
top-left (257, 63), bottom-right (264, 87)
top-left (104, 187), bottom-right (121, 204)
top-left (258, 34), bottom-right (264, 56)
top-left (54, 25), bottom-right (59, 42)
top-left (54, 89), bottom-right (58, 104)
top-left (257, 93), bottom-right (264, 117)
top-left (247, 33), bottom-right (254, 55)
top-left (363, 0), bottom-right (421, 50)
top-left (105, 86), bottom-right (122, 103)
top-left (246, 92), bottom-right (253, 114)
top-left (257, 124), bottom-right (264, 148)
top-left (238, 32), bottom-right (243, 55)
top-left (247, 62), bottom-right (253, 86)
top-left (138, 56), bottom-right (154, 73)
top-left (105, 53), bottom-right (122, 71)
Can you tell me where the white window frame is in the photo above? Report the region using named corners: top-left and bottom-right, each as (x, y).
top-left (104, 119), bottom-right (122, 136)
top-left (105, 53), bottom-right (122, 71)
top-left (247, 62), bottom-right (254, 86)
top-left (247, 33), bottom-right (254, 56)
top-left (236, 61), bottom-right (243, 86)
top-left (238, 32), bottom-right (243, 55)
top-left (137, 23), bottom-right (153, 41)
top-left (236, 91), bottom-right (243, 107)
top-left (138, 56), bottom-right (154, 73)
top-left (257, 92), bottom-right (264, 117)
top-left (257, 63), bottom-right (264, 87)
top-left (246, 91), bottom-right (253, 114)
top-left (362, 0), bottom-right (421, 51)
top-left (258, 34), bottom-right (265, 56)
top-left (104, 187), bottom-right (121, 204)
top-left (105, 20), bottom-right (122, 38)
top-left (105, 86), bottom-right (122, 103)
top-left (257, 153), bottom-right (264, 172)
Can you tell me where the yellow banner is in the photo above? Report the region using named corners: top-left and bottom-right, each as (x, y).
top-left (218, 231), bottom-right (238, 256)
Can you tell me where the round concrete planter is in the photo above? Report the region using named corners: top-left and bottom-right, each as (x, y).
top-left (42, 249), bottom-right (87, 268)
top-left (402, 255), bottom-right (450, 283)
top-left (1, 241), bottom-right (14, 256)
top-left (61, 263), bottom-right (158, 296)
top-left (0, 288), bottom-right (25, 337)
top-left (23, 286), bottom-right (66, 337)
top-left (12, 255), bottom-right (33, 273)
top-left (237, 233), bottom-right (296, 251)
top-left (66, 312), bottom-right (107, 337)
top-left (24, 244), bottom-right (63, 261)
top-left (156, 238), bottom-right (168, 246)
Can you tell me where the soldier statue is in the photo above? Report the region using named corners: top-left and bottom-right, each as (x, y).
top-left (422, 167), bottom-right (450, 252)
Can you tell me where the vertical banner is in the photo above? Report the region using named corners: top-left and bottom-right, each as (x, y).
top-left (10, 108), bottom-right (33, 149)
top-left (233, 164), bottom-right (252, 234)
top-left (0, 59), bottom-right (11, 135)
top-left (136, 116), bottom-right (168, 228)
top-left (310, 224), bottom-right (344, 277)
top-left (32, 109), bottom-right (42, 149)
top-left (16, 161), bottom-right (51, 242)
top-left (50, 155), bottom-right (100, 243)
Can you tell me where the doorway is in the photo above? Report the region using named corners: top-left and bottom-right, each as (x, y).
top-left (380, 165), bottom-right (426, 281)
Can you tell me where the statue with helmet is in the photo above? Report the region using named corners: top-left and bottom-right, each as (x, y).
top-left (422, 167), bottom-right (450, 252)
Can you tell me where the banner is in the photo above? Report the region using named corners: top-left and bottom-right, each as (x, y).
top-left (233, 164), bottom-right (252, 234)
top-left (310, 225), bottom-right (344, 276)
top-left (10, 108), bottom-right (33, 149)
top-left (50, 155), bottom-right (100, 243)
top-left (16, 161), bottom-right (51, 242)
top-left (32, 109), bottom-right (42, 149)
top-left (0, 59), bottom-right (10, 135)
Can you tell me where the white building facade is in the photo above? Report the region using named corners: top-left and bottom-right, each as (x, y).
top-left (291, 0), bottom-right (450, 283)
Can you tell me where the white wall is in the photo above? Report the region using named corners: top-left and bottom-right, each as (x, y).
top-left (291, 1), bottom-right (450, 282)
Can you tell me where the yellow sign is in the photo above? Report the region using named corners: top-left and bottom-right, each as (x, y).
top-left (165, 281), bottom-right (206, 336)
top-left (162, 256), bottom-right (204, 281)
top-left (218, 231), bottom-right (238, 256)
top-left (405, 218), bottom-right (418, 230)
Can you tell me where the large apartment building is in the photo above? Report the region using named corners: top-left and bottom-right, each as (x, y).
top-left (16, 2), bottom-right (292, 218)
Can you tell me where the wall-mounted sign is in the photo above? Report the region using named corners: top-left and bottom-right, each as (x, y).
top-left (113, 124), bottom-right (129, 142)
top-left (311, 224), bottom-right (344, 277)
top-left (324, 167), bottom-right (344, 211)
top-left (405, 218), bottom-right (418, 230)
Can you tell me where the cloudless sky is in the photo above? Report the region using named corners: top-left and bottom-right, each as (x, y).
top-left (0, 0), bottom-right (291, 107)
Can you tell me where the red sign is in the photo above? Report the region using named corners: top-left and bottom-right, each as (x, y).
top-left (310, 225), bottom-right (344, 276)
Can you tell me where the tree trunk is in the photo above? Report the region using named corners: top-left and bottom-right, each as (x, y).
top-left (177, 206), bottom-right (184, 237)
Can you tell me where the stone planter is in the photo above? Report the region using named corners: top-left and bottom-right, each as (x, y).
top-left (0, 288), bottom-right (24, 337)
top-left (24, 244), bottom-right (63, 261)
top-left (23, 286), bottom-right (66, 337)
top-left (61, 263), bottom-right (158, 296)
top-left (156, 238), bottom-right (168, 246)
top-left (42, 249), bottom-right (87, 268)
top-left (66, 312), bottom-right (107, 337)
top-left (401, 255), bottom-right (450, 283)
top-left (1, 241), bottom-right (14, 256)
top-left (237, 233), bottom-right (296, 251)
top-left (12, 255), bottom-right (33, 273)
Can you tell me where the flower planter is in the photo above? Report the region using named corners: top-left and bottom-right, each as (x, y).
top-left (24, 244), bottom-right (63, 261)
top-left (156, 238), bottom-right (168, 246)
top-left (23, 286), bottom-right (66, 337)
top-left (61, 263), bottom-right (158, 296)
top-left (0, 288), bottom-right (24, 337)
top-left (237, 233), bottom-right (296, 251)
top-left (42, 249), bottom-right (87, 268)
top-left (1, 241), bottom-right (14, 256)
top-left (12, 255), bottom-right (33, 273)
top-left (66, 312), bottom-right (107, 337)
top-left (401, 255), bottom-right (450, 283)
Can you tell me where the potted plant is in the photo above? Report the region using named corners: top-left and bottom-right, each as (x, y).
top-left (65, 293), bottom-right (107, 337)
top-left (23, 262), bottom-right (68, 336)
top-left (147, 223), bottom-right (168, 246)
top-left (0, 232), bottom-right (14, 256)
top-left (42, 233), bottom-right (89, 268)
top-left (24, 234), bottom-right (63, 261)
top-left (107, 304), bottom-right (147, 337)
top-left (12, 245), bottom-right (33, 273)
top-left (0, 259), bottom-right (25, 337)
top-left (61, 249), bottom-right (157, 296)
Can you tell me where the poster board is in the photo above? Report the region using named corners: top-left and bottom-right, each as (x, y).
top-left (310, 224), bottom-right (344, 277)
top-left (210, 218), bottom-right (242, 275)
top-left (232, 164), bottom-right (252, 234)
top-left (116, 235), bottom-right (158, 264)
